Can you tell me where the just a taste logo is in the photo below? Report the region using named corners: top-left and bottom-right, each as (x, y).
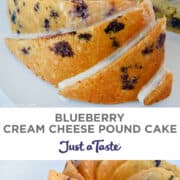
top-left (58, 139), bottom-right (122, 154)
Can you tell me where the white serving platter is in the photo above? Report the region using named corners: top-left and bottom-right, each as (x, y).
top-left (0, 0), bottom-right (179, 107)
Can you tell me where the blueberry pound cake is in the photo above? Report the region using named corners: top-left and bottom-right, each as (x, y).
top-left (59, 18), bottom-right (170, 104)
top-left (151, 0), bottom-right (180, 33)
top-left (128, 168), bottom-right (179, 180)
top-left (48, 160), bottom-right (180, 180)
top-left (7, 0), bottom-right (137, 34)
top-left (6, 0), bottom-right (154, 86)
top-left (6, 0), bottom-right (173, 105)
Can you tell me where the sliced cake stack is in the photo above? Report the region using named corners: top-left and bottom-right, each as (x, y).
top-left (48, 160), bottom-right (180, 180)
top-left (6, 0), bottom-right (173, 105)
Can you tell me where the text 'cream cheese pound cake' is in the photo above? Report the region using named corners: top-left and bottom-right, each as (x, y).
top-left (48, 160), bottom-right (180, 180)
top-left (6, 0), bottom-right (154, 86)
top-left (7, 0), bottom-right (137, 34)
top-left (151, 0), bottom-right (180, 33)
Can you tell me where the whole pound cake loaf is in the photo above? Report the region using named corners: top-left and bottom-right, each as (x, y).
top-left (7, 0), bottom-right (137, 34)
top-left (6, 0), bottom-right (154, 86)
top-left (151, 0), bottom-right (180, 33)
top-left (59, 18), bottom-right (170, 104)
top-left (48, 160), bottom-right (180, 180)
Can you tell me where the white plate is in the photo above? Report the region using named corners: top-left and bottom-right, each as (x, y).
top-left (0, 161), bottom-right (179, 180)
top-left (0, 0), bottom-right (180, 107)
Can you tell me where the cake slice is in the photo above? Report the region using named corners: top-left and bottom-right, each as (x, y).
top-left (151, 0), bottom-right (180, 33)
top-left (7, 0), bottom-right (137, 34)
top-left (138, 68), bottom-right (173, 105)
top-left (47, 161), bottom-right (180, 180)
top-left (111, 161), bottom-right (160, 180)
top-left (48, 170), bottom-right (77, 180)
top-left (6, 0), bottom-right (155, 86)
top-left (96, 161), bottom-right (126, 180)
top-left (63, 161), bottom-right (85, 180)
top-left (128, 167), bottom-right (178, 180)
top-left (111, 161), bottom-right (180, 180)
top-left (75, 161), bottom-right (98, 180)
top-left (58, 18), bottom-right (167, 104)
top-left (63, 161), bottom-right (101, 180)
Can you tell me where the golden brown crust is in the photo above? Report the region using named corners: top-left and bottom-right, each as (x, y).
top-left (111, 160), bottom-right (180, 180)
top-left (96, 160), bottom-right (126, 180)
top-left (8, 0), bottom-right (137, 34)
top-left (128, 167), bottom-right (177, 180)
top-left (60, 18), bottom-right (166, 104)
top-left (144, 72), bottom-right (173, 105)
top-left (77, 161), bottom-right (98, 180)
top-left (63, 160), bottom-right (101, 180)
top-left (48, 170), bottom-right (77, 180)
top-left (63, 161), bottom-right (85, 180)
top-left (48, 161), bottom-right (180, 180)
top-left (157, 160), bottom-right (180, 178)
top-left (111, 161), bottom-right (156, 180)
top-left (6, 0), bottom-right (155, 86)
